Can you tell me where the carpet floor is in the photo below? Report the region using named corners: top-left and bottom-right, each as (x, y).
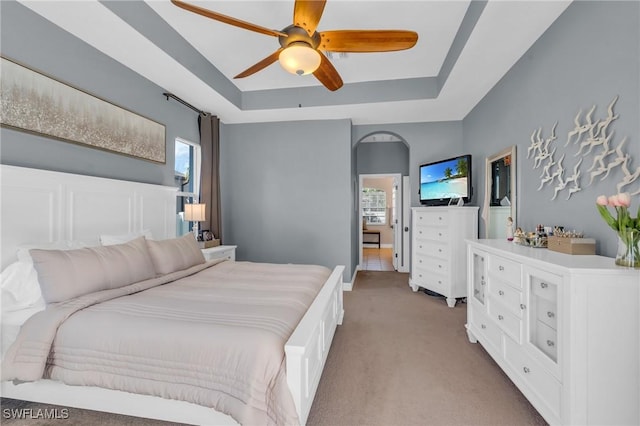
top-left (306, 270), bottom-right (547, 426)
top-left (1, 270), bottom-right (547, 425)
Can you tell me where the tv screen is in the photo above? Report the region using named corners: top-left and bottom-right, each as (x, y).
top-left (419, 154), bottom-right (472, 206)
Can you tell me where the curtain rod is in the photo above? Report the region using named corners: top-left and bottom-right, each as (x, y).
top-left (162, 92), bottom-right (207, 115)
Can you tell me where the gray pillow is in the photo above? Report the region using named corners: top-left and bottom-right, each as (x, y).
top-left (146, 233), bottom-right (206, 276)
top-left (30, 236), bottom-right (156, 304)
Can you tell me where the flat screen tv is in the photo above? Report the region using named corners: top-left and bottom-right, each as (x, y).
top-left (419, 154), bottom-right (472, 206)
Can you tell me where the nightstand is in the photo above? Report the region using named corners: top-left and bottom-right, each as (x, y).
top-left (202, 245), bottom-right (237, 262)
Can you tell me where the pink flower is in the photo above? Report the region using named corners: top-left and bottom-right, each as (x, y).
top-left (618, 192), bottom-right (631, 208)
top-left (596, 195), bottom-right (609, 206)
top-left (609, 195), bottom-right (620, 206)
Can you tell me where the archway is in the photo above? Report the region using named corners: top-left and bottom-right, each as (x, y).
top-left (354, 131), bottom-right (410, 273)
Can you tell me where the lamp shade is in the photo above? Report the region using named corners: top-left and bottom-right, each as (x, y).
top-left (278, 43), bottom-right (321, 76)
top-left (184, 203), bottom-right (206, 222)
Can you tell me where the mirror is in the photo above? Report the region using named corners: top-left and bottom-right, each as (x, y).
top-left (483, 146), bottom-right (517, 239)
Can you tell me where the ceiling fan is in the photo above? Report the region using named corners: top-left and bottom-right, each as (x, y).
top-left (171, 0), bottom-right (419, 91)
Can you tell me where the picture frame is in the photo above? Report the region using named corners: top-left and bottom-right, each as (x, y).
top-left (0, 56), bottom-right (166, 164)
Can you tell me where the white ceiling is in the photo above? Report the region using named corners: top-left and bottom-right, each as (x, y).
top-left (19, 0), bottom-right (572, 125)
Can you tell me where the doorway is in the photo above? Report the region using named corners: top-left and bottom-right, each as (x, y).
top-left (359, 174), bottom-right (408, 272)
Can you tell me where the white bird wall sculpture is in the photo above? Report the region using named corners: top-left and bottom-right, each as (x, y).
top-left (529, 95), bottom-right (636, 201)
top-left (617, 157), bottom-right (640, 195)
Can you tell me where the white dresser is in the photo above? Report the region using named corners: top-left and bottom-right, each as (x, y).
top-left (409, 206), bottom-right (478, 307)
top-left (466, 239), bottom-right (640, 425)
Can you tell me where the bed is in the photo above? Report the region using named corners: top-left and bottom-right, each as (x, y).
top-left (0, 165), bottom-right (344, 425)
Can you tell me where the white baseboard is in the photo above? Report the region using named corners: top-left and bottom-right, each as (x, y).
top-left (342, 267), bottom-right (358, 292)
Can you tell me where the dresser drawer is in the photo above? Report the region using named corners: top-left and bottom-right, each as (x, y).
top-left (414, 240), bottom-right (449, 260)
top-left (532, 320), bottom-right (558, 363)
top-left (504, 336), bottom-right (561, 417)
top-left (488, 254), bottom-right (522, 289)
top-left (469, 304), bottom-right (502, 352)
top-left (414, 210), bottom-right (449, 227)
top-left (415, 226), bottom-right (449, 243)
top-left (488, 279), bottom-right (523, 318)
top-left (202, 246), bottom-right (236, 261)
top-left (488, 298), bottom-right (522, 343)
top-left (530, 274), bottom-right (559, 303)
top-left (535, 297), bottom-right (557, 330)
top-left (412, 266), bottom-right (449, 295)
top-left (416, 256), bottom-right (449, 275)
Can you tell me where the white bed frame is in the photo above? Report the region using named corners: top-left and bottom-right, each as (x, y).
top-left (0, 165), bottom-right (345, 425)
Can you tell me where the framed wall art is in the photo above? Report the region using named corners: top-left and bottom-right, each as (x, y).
top-left (0, 57), bottom-right (166, 164)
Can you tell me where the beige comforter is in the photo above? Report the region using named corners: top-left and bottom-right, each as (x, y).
top-left (2, 260), bottom-right (331, 425)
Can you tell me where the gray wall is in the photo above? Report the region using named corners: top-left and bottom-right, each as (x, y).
top-left (0, 1), bottom-right (199, 186)
top-left (220, 119), bottom-right (353, 280)
top-left (463, 0), bottom-right (640, 257)
top-left (356, 141), bottom-right (410, 176)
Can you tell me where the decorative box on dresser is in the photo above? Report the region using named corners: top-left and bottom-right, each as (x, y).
top-left (409, 206), bottom-right (478, 307)
top-left (466, 239), bottom-right (640, 425)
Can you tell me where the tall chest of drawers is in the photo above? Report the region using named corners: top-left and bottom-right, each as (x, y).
top-left (409, 206), bottom-right (478, 307)
top-left (466, 239), bottom-right (640, 425)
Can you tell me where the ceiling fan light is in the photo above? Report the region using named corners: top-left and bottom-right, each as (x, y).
top-left (278, 43), bottom-right (321, 76)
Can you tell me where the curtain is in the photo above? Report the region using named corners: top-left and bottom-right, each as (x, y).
top-left (198, 113), bottom-right (222, 242)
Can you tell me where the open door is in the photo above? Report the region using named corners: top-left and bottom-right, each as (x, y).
top-left (359, 173), bottom-right (404, 272)
top-left (392, 177), bottom-right (400, 271)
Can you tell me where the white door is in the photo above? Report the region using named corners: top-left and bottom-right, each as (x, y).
top-left (392, 177), bottom-right (401, 270)
top-left (399, 176), bottom-right (411, 273)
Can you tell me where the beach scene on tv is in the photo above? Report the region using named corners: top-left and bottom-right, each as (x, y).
top-left (420, 157), bottom-right (469, 199)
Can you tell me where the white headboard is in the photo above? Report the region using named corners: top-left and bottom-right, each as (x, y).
top-left (1, 165), bottom-right (177, 269)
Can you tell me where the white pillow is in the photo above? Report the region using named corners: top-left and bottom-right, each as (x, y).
top-left (0, 261), bottom-right (45, 313)
top-left (100, 229), bottom-right (153, 246)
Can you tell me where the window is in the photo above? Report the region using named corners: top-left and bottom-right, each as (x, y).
top-left (362, 188), bottom-right (387, 225)
top-left (175, 138), bottom-right (201, 236)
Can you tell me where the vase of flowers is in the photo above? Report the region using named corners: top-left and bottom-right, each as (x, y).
top-left (596, 193), bottom-right (640, 268)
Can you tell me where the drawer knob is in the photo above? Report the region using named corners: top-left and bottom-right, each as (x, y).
top-left (481, 280), bottom-right (485, 286)
top-left (474, 289), bottom-right (480, 295)
top-left (498, 315), bottom-right (504, 321)
top-left (523, 367), bottom-right (531, 374)
top-left (420, 245), bottom-right (423, 248)
top-left (438, 280), bottom-right (442, 284)
top-left (520, 303), bottom-right (526, 310)
top-left (438, 264), bottom-right (442, 269)
top-left (498, 290), bottom-right (504, 296)
top-left (540, 282), bottom-right (548, 289)
top-left (498, 265), bottom-right (505, 271)
top-left (438, 232), bottom-right (442, 236)
top-left (438, 216), bottom-right (442, 220)
top-left (438, 248), bottom-right (442, 252)
top-left (481, 324), bottom-right (487, 329)
top-left (419, 274), bottom-right (423, 278)
top-left (546, 340), bottom-right (555, 347)
top-left (547, 311), bottom-right (555, 318)
top-left (419, 260), bottom-right (423, 263)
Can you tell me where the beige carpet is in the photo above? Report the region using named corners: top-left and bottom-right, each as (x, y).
top-left (306, 270), bottom-right (547, 426)
top-left (1, 271), bottom-right (546, 426)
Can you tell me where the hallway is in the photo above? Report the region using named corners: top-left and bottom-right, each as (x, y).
top-left (362, 248), bottom-right (395, 271)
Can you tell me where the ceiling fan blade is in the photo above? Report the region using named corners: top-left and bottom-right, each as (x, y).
top-left (313, 53), bottom-right (343, 91)
top-left (293, 0), bottom-right (327, 36)
top-left (319, 30), bottom-right (418, 52)
top-left (234, 48), bottom-right (284, 79)
top-left (171, 0), bottom-right (286, 38)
